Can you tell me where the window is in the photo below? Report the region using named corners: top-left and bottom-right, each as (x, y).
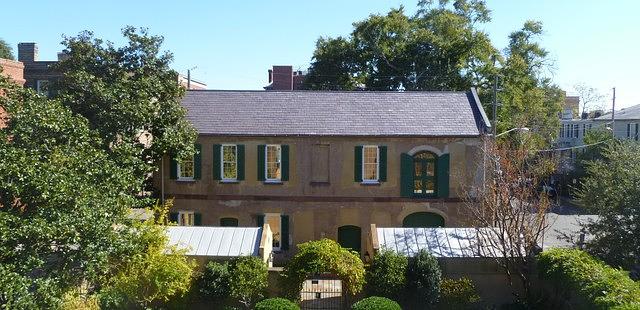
top-left (362, 145), bottom-right (379, 182)
top-left (177, 156), bottom-right (195, 180)
top-left (221, 144), bottom-right (238, 181)
top-left (266, 145), bottom-right (282, 181)
top-left (265, 213), bottom-right (282, 251)
top-left (178, 211), bottom-right (194, 226)
top-left (220, 217), bottom-right (239, 227)
top-left (582, 124), bottom-right (586, 136)
top-left (413, 152), bottom-right (437, 196)
top-left (573, 124), bottom-right (579, 138)
top-left (560, 124), bottom-right (565, 138)
top-left (36, 80), bottom-right (50, 96)
top-left (311, 144), bottom-right (330, 183)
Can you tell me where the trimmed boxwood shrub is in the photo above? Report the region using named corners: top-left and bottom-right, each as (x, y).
top-left (255, 298), bottom-right (300, 310)
top-left (197, 257), bottom-right (268, 308)
top-left (199, 261), bottom-right (231, 300)
top-left (407, 249), bottom-right (441, 307)
top-left (352, 296), bottom-right (401, 310)
top-left (438, 277), bottom-right (480, 309)
top-left (538, 248), bottom-right (640, 309)
top-left (366, 249), bottom-right (408, 301)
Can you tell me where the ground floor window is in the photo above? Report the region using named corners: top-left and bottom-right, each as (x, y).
top-left (402, 212), bottom-right (445, 228)
top-left (220, 217), bottom-right (239, 227)
top-left (338, 225), bottom-right (362, 254)
top-left (178, 211), bottom-right (194, 226)
top-left (265, 213), bottom-right (282, 251)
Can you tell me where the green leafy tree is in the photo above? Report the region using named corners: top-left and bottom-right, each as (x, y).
top-left (365, 249), bottom-right (408, 301)
top-left (437, 277), bottom-right (480, 309)
top-left (228, 256), bottom-right (268, 309)
top-left (575, 141), bottom-right (640, 273)
top-left (199, 261), bottom-right (232, 301)
top-left (406, 250), bottom-right (442, 307)
top-left (0, 39), bottom-right (14, 60)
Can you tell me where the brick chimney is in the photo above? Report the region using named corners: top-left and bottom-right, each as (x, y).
top-left (18, 43), bottom-right (38, 63)
top-left (271, 65), bottom-right (293, 90)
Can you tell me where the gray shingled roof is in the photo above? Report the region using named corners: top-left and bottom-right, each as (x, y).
top-left (595, 104), bottom-right (640, 121)
top-left (181, 90), bottom-right (490, 137)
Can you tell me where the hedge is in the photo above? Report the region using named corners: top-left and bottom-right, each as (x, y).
top-left (537, 248), bottom-right (640, 309)
top-left (352, 296), bottom-right (401, 310)
top-left (255, 297), bottom-right (300, 310)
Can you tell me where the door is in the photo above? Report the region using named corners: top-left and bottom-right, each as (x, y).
top-left (337, 225), bottom-right (361, 254)
top-left (402, 212), bottom-right (445, 228)
top-left (413, 152), bottom-right (437, 197)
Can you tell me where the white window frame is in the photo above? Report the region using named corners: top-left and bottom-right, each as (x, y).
top-left (178, 211), bottom-right (195, 226)
top-left (362, 145), bottom-right (380, 183)
top-left (177, 156), bottom-right (195, 181)
top-left (264, 213), bottom-right (282, 251)
top-left (36, 80), bottom-right (50, 96)
top-left (221, 144), bottom-right (238, 182)
top-left (265, 144), bottom-right (282, 182)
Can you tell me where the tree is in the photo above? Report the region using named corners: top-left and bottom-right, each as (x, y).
top-left (55, 27), bottom-right (197, 181)
top-left (574, 83), bottom-right (604, 116)
top-left (406, 250), bottom-right (441, 308)
top-left (365, 249), bottom-right (408, 301)
top-left (465, 139), bottom-right (552, 302)
top-left (228, 256), bottom-right (269, 309)
top-left (0, 76), bottom-right (140, 308)
top-left (575, 141), bottom-right (640, 275)
top-left (0, 39), bottom-right (14, 60)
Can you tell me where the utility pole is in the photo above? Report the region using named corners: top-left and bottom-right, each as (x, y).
top-left (187, 69), bottom-right (191, 90)
top-left (611, 87), bottom-right (616, 138)
top-left (492, 55), bottom-right (498, 136)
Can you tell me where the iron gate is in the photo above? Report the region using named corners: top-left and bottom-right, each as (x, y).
top-left (300, 274), bottom-right (345, 310)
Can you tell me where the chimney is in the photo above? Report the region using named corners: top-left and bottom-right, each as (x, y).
top-left (18, 43), bottom-right (38, 63)
top-left (271, 65), bottom-right (293, 90)
top-left (268, 69), bottom-right (273, 83)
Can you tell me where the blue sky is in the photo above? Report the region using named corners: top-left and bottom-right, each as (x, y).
top-left (4, 0), bottom-right (638, 109)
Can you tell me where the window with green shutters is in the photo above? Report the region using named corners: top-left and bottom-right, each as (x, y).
top-left (400, 151), bottom-right (450, 198)
top-left (259, 144), bottom-right (289, 182)
top-left (214, 144), bottom-right (245, 181)
top-left (354, 145), bottom-right (387, 183)
top-left (171, 144), bottom-right (201, 180)
top-left (171, 211), bottom-right (201, 226)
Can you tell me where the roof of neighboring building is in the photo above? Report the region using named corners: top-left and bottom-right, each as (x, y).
top-left (543, 214), bottom-right (598, 250)
top-left (595, 104), bottom-right (640, 121)
top-left (181, 89), bottom-right (490, 137)
top-left (166, 226), bottom-right (261, 257)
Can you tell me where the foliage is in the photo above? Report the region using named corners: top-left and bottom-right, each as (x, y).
top-left (365, 249), bottom-right (408, 301)
top-left (574, 83), bottom-right (605, 116)
top-left (575, 141), bottom-right (640, 272)
top-left (0, 38), bottom-right (14, 60)
top-left (55, 26), bottom-right (197, 179)
top-left (437, 277), bottom-right (480, 309)
top-left (228, 256), bottom-right (269, 309)
top-left (254, 297), bottom-right (300, 310)
top-left (0, 75), bottom-right (140, 308)
top-left (352, 296), bottom-right (402, 310)
top-left (281, 239), bottom-right (365, 300)
top-left (199, 261), bottom-right (231, 300)
top-left (570, 128), bottom-right (612, 183)
top-left (406, 249), bottom-right (442, 307)
top-left (537, 248), bottom-right (640, 309)
top-left (60, 291), bottom-right (100, 310)
top-left (98, 213), bottom-right (195, 309)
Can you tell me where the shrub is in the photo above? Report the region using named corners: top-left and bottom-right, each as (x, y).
top-left (538, 248), bottom-right (640, 309)
top-left (366, 249), bottom-right (408, 301)
top-left (199, 261), bottom-right (231, 300)
top-left (228, 256), bottom-right (268, 308)
top-left (255, 297), bottom-right (300, 310)
top-left (438, 277), bottom-right (480, 309)
top-left (352, 296), bottom-right (401, 310)
top-left (406, 249), bottom-right (442, 307)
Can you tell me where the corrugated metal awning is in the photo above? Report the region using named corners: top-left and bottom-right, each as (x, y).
top-left (166, 226), bottom-right (261, 257)
top-left (376, 227), bottom-right (506, 258)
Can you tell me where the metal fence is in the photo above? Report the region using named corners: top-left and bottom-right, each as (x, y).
top-left (300, 274), bottom-right (345, 310)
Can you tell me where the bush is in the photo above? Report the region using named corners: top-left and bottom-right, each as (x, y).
top-left (255, 297), bottom-right (300, 310)
top-left (352, 296), bottom-right (401, 310)
top-left (228, 256), bottom-right (268, 308)
top-left (366, 249), bottom-right (408, 301)
top-left (538, 248), bottom-right (640, 309)
top-left (406, 249), bottom-right (442, 307)
top-left (438, 277), bottom-right (480, 309)
top-left (199, 261), bottom-right (231, 300)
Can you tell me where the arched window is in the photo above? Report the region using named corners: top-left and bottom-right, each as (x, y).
top-left (337, 225), bottom-right (362, 254)
top-left (413, 151), bottom-right (437, 197)
top-left (402, 212), bottom-right (445, 228)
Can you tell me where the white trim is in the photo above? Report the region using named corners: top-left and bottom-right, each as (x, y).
top-left (221, 144), bottom-right (238, 181)
top-left (362, 145), bottom-right (379, 183)
top-left (408, 145), bottom-right (446, 156)
top-left (265, 144), bottom-right (282, 182)
top-left (177, 155), bottom-right (195, 181)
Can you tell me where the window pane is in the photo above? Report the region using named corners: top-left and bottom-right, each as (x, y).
top-left (426, 162), bottom-right (435, 176)
top-left (180, 159), bottom-right (194, 178)
top-left (425, 180), bottom-right (435, 194)
top-left (266, 215), bottom-right (281, 249)
top-left (222, 145), bottom-right (237, 179)
top-left (414, 180), bottom-right (423, 194)
top-left (414, 162), bottom-right (423, 176)
top-left (363, 146), bottom-right (378, 180)
top-left (266, 145), bottom-right (281, 180)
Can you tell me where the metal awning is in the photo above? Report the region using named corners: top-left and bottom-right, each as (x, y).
top-left (375, 227), bottom-right (506, 258)
top-left (166, 226), bottom-right (262, 257)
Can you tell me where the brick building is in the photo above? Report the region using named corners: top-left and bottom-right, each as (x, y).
top-left (18, 43), bottom-right (63, 96)
top-left (264, 65), bottom-right (306, 91)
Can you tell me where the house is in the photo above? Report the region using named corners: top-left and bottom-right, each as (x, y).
top-left (155, 89), bottom-right (491, 261)
top-left (264, 65), bottom-right (306, 90)
top-left (0, 57), bottom-right (25, 128)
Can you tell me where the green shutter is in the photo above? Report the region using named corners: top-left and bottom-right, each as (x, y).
top-left (281, 145), bottom-right (289, 181)
top-left (169, 158), bottom-right (178, 180)
top-left (194, 213), bottom-right (202, 226)
top-left (354, 146), bottom-right (363, 182)
top-left (169, 212), bottom-right (178, 223)
top-left (379, 146), bottom-right (387, 182)
top-left (256, 214), bottom-right (265, 227)
top-left (237, 145), bottom-right (245, 180)
top-left (400, 153), bottom-right (413, 197)
top-left (257, 145), bottom-right (266, 181)
top-left (437, 153), bottom-right (450, 198)
top-left (194, 144), bottom-right (202, 179)
top-left (212, 144), bottom-right (221, 180)
top-left (281, 215), bottom-right (290, 251)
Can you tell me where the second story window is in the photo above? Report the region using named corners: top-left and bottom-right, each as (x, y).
top-left (266, 145), bottom-right (282, 181)
top-left (178, 156), bottom-right (195, 180)
top-left (362, 145), bottom-right (379, 182)
top-left (36, 80), bottom-right (50, 96)
top-left (222, 144), bottom-right (238, 181)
